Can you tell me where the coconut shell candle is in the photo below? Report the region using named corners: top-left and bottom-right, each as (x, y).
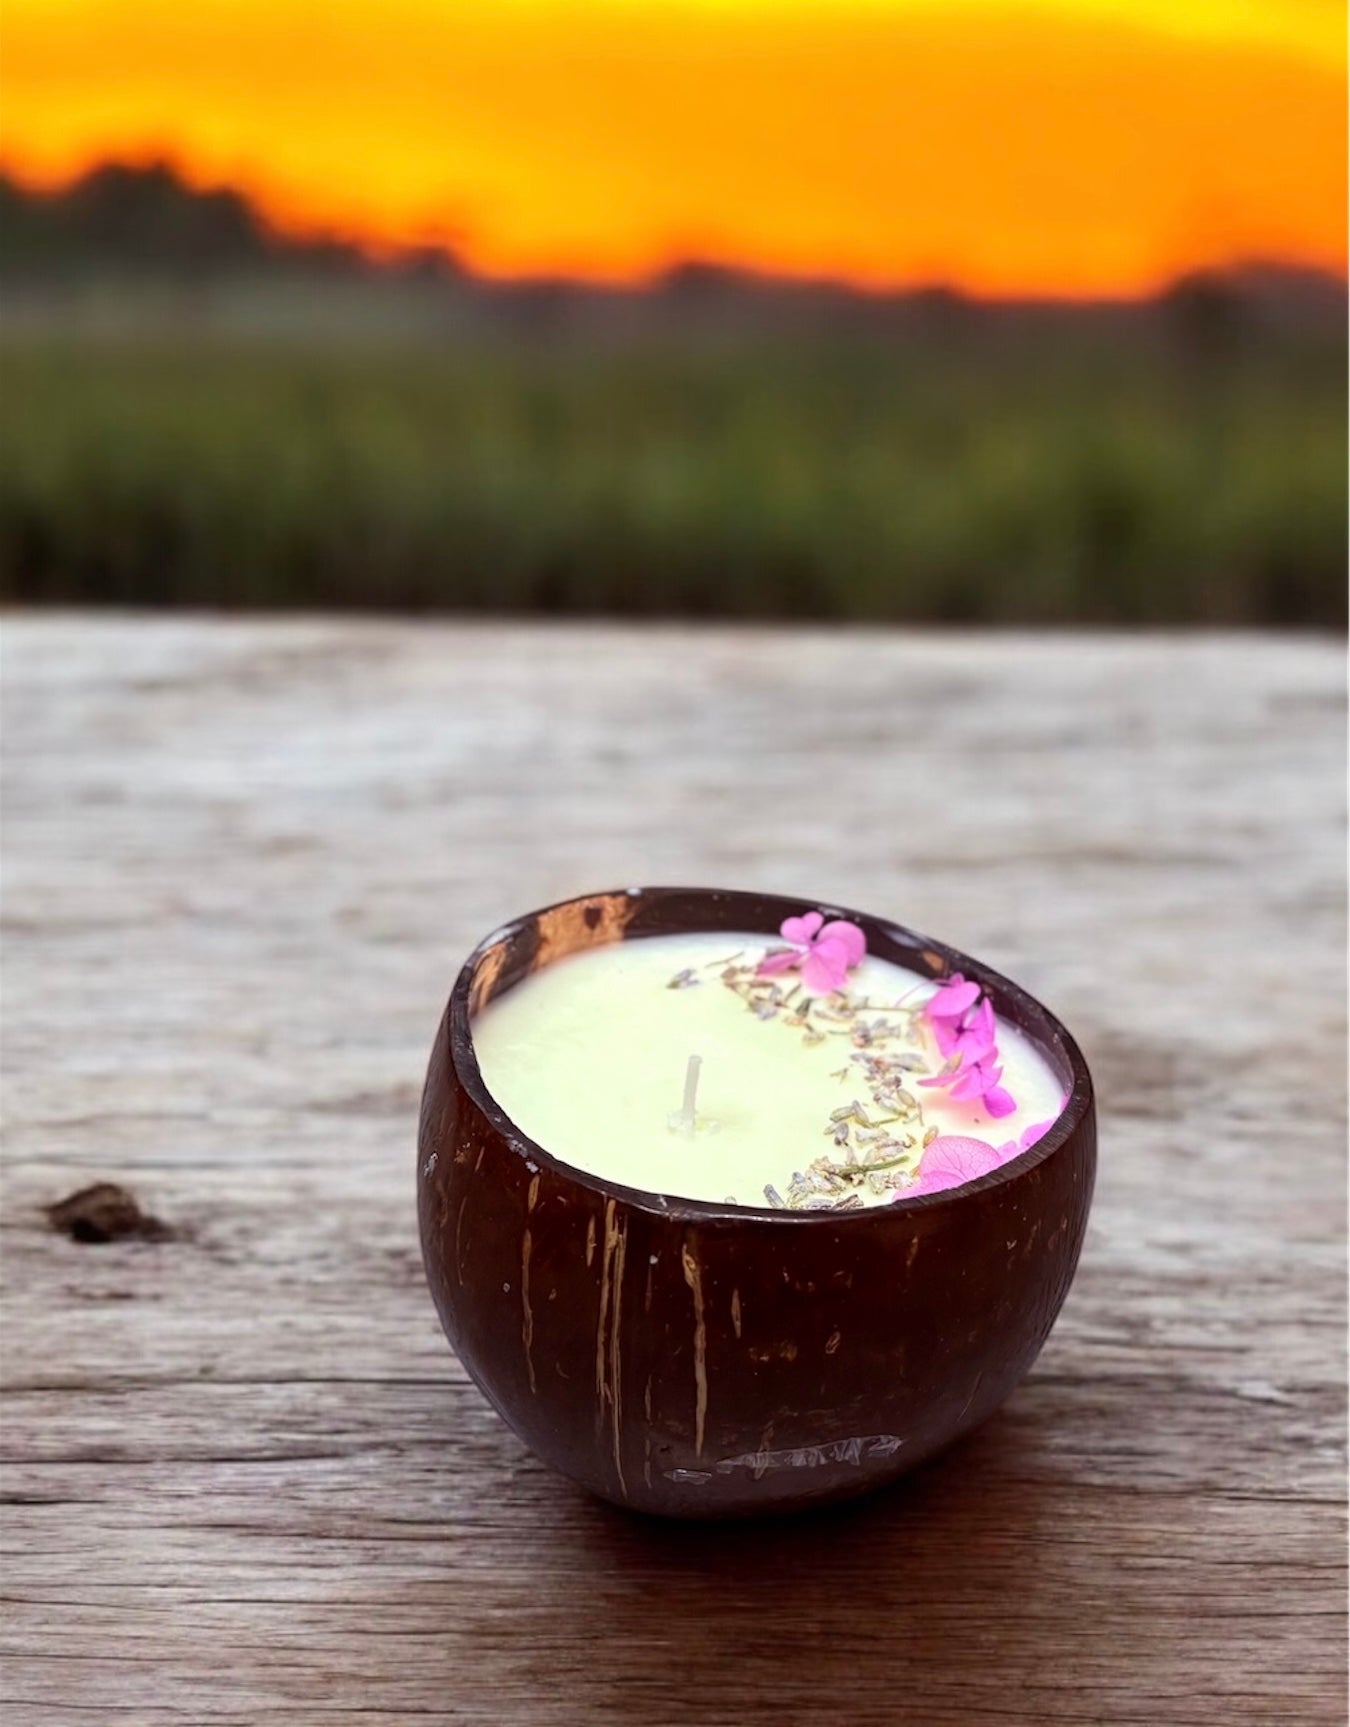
top-left (472, 928), bottom-right (1064, 1210)
top-left (418, 887), bottom-right (1096, 1516)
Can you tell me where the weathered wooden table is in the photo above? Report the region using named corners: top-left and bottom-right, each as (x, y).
top-left (2, 619), bottom-right (1344, 1725)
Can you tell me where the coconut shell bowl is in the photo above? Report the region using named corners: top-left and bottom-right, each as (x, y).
top-left (417, 886), bottom-right (1096, 1518)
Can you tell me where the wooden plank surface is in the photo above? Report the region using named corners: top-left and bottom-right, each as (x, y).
top-left (1, 617), bottom-right (1345, 1726)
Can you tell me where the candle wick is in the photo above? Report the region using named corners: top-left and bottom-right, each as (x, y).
top-left (669, 1053), bottom-right (703, 1137)
top-left (680, 1053), bottom-right (702, 1123)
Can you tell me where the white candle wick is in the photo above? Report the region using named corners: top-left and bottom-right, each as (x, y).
top-left (669, 1053), bottom-right (703, 1136)
top-left (681, 1053), bottom-right (702, 1118)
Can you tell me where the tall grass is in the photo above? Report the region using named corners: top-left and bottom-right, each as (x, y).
top-left (2, 326), bottom-right (1344, 624)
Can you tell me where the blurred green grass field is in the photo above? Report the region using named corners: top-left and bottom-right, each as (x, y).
top-left (2, 323), bottom-right (1344, 625)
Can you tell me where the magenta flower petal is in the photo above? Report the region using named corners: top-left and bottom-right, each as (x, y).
top-left (908, 1135), bottom-right (1000, 1196)
top-left (967, 998), bottom-right (996, 1047)
top-left (983, 1084), bottom-right (1017, 1118)
top-left (946, 1064), bottom-right (988, 1102)
top-left (817, 920), bottom-right (866, 968)
top-left (780, 911), bottom-right (824, 946)
top-left (756, 947), bottom-right (801, 976)
top-left (926, 976), bottom-right (981, 1020)
top-left (997, 1117), bottom-right (1054, 1162)
top-left (953, 1024), bottom-right (997, 1066)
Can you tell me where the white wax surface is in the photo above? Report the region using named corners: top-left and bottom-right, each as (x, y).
top-left (471, 931), bottom-right (1064, 1207)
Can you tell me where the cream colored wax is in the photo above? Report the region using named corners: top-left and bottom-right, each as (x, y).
top-left (471, 931), bottom-right (1064, 1208)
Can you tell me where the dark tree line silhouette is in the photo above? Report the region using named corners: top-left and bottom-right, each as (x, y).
top-left (2, 159), bottom-right (1343, 340)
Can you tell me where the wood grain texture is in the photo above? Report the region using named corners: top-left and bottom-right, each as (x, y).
top-left (1, 618), bottom-right (1344, 1725)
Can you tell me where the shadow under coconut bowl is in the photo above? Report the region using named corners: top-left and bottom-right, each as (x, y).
top-left (417, 887), bottom-right (1096, 1518)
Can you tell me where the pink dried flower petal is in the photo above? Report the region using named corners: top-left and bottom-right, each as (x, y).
top-left (779, 911), bottom-right (824, 946)
top-left (997, 1116), bottom-right (1055, 1160)
top-left (936, 998), bottom-right (996, 1066)
top-left (801, 938), bottom-right (851, 994)
top-left (925, 975), bottom-right (981, 1020)
top-left (908, 1135), bottom-right (1001, 1196)
top-left (948, 1059), bottom-right (1000, 1103)
top-left (920, 1049), bottom-right (1016, 1117)
top-left (817, 920), bottom-right (866, 968)
top-left (983, 1084), bottom-right (1017, 1118)
top-left (755, 948), bottom-right (800, 977)
top-left (966, 997), bottom-right (996, 1048)
top-left (758, 910), bottom-right (867, 991)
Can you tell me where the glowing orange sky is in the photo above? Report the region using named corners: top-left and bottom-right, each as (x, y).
top-left (1, 0), bottom-right (1344, 295)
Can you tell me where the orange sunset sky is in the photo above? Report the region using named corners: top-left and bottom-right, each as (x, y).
top-left (1, 0), bottom-right (1345, 297)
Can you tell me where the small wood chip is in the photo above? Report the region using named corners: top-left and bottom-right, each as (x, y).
top-left (45, 1183), bottom-right (174, 1245)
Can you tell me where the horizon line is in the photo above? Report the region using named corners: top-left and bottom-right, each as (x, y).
top-left (5, 153), bottom-right (1347, 309)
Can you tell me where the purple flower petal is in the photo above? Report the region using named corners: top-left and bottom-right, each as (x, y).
top-left (817, 920), bottom-right (866, 969)
top-left (1019, 1118), bottom-right (1054, 1151)
top-left (926, 976), bottom-right (981, 1020)
top-left (780, 911), bottom-right (823, 946)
